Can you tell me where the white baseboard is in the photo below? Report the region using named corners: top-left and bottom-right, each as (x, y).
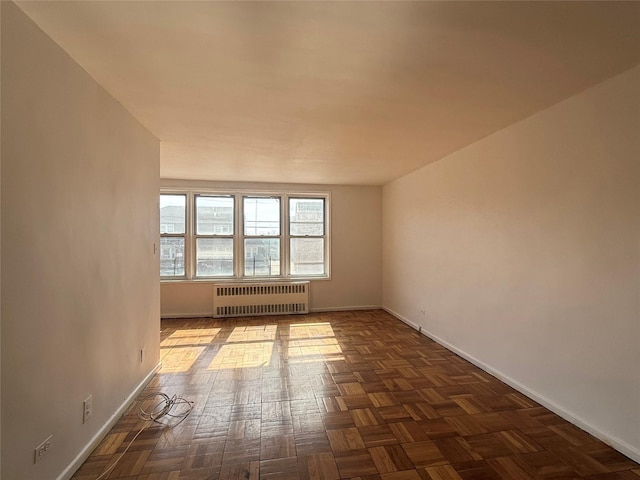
top-left (162, 306), bottom-right (382, 318)
top-left (383, 307), bottom-right (420, 330)
top-left (161, 312), bottom-right (212, 319)
top-left (310, 305), bottom-right (381, 313)
top-left (383, 307), bottom-right (640, 464)
top-left (58, 363), bottom-right (161, 480)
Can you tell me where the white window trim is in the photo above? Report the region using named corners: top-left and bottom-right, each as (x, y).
top-left (160, 187), bottom-right (331, 282)
top-left (159, 193), bottom-right (188, 279)
top-left (194, 194), bottom-right (235, 279)
top-left (288, 196), bottom-right (327, 277)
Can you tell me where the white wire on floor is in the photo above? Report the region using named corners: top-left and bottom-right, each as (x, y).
top-left (94, 392), bottom-right (193, 480)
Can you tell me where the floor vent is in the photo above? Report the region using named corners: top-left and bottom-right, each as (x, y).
top-left (213, 282), bottom-right (309, 318)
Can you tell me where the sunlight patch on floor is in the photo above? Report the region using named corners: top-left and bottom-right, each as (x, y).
top-left (160, 328), bottom-right (222, 347)
top-left (208, 341), bottom-right (274, 370)
top-left (226, 325), bottom-right (278, 343)
top-left (288, 323), bottom-right (344, 362)
top-left (159, 345), bottom-right (207, 373)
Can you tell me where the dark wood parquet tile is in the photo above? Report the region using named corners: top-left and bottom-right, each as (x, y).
top-left (72, 310), bottom-right (639, 480)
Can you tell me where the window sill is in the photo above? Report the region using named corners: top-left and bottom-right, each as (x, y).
top-left (161, 275), bottom-right (330, 284)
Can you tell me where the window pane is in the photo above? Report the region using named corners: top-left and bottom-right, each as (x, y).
top-left (244, 239), bottom-right (280, 276)
top-left (196, 238), bottom-right (233, 276)
top-left (160, 237), bottom-right (185, 276)
top-left (244, 197), bottom-right (280, 235)
top-left (290, 198), bottom-right (324, 236)
top-left (196, 196), bottom-right (234, 235)
top-left (290, 238), bottom-right (324, 275)
top-left (160, 194), bottom-right (186, 234)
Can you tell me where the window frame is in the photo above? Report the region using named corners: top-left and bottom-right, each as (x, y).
top-left (159, 188), bottom-right (331, 282)
top-left (288, 197), bottom-right (327, 276)
top-left (194, 194), bottom-right (235, 279)
top-left (242, 195), bottom-right (282, 278)
top-left (159, 193), bottom-right (188, 279)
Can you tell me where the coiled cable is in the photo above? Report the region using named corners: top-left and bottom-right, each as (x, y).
top-left (94, 391), bottom-right (193, 480)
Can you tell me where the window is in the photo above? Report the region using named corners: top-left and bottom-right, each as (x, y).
top-left (290, 198), bottom-right (325, 275)
top-left (160, 190), bottom-right (329, 280)
top-left (195, 195), bottom-right (234, 277)
top-left (160, 194), bottom-right (186, 277)
top-left (244, 197), bottom-right (280, 277)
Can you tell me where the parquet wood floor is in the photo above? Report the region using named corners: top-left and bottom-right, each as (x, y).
top-left (72, 310), bottom-right (639, 480)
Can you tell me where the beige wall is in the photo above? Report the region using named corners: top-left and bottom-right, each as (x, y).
top-left (1, 4), bottom-right (160, 479)
top-left (383, 66), bottom-right (640, 460)
top-left (160, 180), bottom-right (382, 317)
top-left (0, 3), bottom-right (3, 476)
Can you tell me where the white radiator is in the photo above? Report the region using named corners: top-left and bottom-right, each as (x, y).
top-left (213, 282), bottom-right (310, 318)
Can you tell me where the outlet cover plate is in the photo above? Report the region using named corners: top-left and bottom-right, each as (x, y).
top-left (83, 395), bottom-right (93, 424)
top-left (34, 435), bottom-right (52, 463)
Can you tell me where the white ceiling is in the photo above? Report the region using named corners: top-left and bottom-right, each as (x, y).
top-left (17, 1), bottom-right (640, 186)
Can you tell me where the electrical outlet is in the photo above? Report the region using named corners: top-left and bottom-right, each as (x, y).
top-left (34, 435), bottom-right (52, 464)
top-left (83, 395), bottom-right (93, 424)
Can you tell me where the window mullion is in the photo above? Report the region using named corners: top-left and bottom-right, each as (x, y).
top-left (282, 195), bottom-right (289, 278)
top-left (186, 192), bottom-right (194, 280)
top-left (236, 193), bottom-right (243, 279)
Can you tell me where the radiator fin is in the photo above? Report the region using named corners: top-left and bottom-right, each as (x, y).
top-left (213, 282), bottom-right (309, 318)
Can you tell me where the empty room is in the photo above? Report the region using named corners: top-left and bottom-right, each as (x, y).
top-left (1, 1), bottom-right (639, 479)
